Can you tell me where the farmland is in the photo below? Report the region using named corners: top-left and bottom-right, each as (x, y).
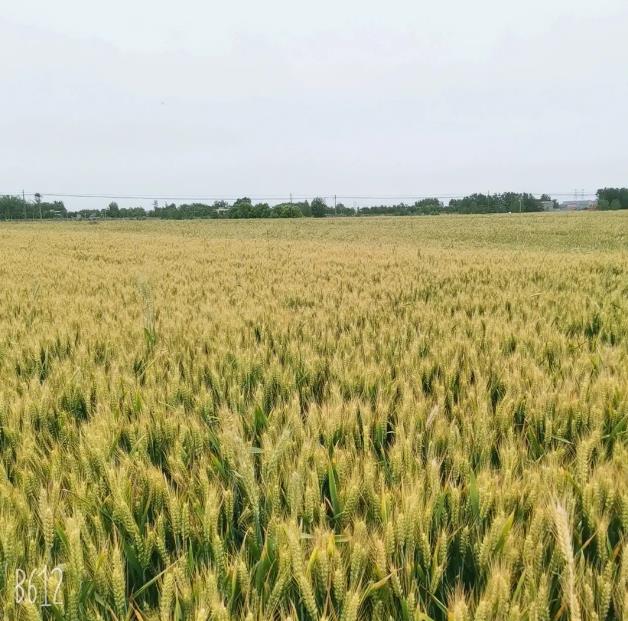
top-left (0, 212), bottom-right (627, 620)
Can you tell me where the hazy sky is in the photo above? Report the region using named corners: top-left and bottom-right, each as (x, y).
top-left (2, 0), bottom-right (627, 210)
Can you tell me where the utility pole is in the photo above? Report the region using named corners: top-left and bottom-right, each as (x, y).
top-left (519, 196), bottom-right (522, 213)
top-left (289, 193), bottom-right (293, 204)
top-left (334, 194), bottom-right (337, 215)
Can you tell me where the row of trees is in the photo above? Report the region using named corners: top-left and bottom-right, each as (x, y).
top-left (2, 190), bottom-right (626, 221)
top-left (0, 194), bottom-right (67, 220)
top-left (358, 198), bottom-right (442, 216)
top-left (597, 188), bottom-right (628, 210)
top-left (15, 196), bottom-right (348, 220)
top-left (448, 192), bottom-right (555, 214)
top-left (147, 197), bottom-right (354, 219)
top-left (74, 198), bottom-right (316, 220)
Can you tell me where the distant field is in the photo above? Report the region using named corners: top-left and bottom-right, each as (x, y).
top-left (0, 212), bottom-right (627, 620)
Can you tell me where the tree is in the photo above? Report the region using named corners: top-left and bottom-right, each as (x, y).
top-left (311, 197), bottom-right (327, 218)
top-left (272, 204), bottom-right (303, 218)
top-left (252, 203), bottom-right (271, 218)
top-left (0, 195), bottom-right (25, 219)
top-left (597, 188), bottom-right (628, 210)
top-left (33, 192), bottom-right (43, 219)
top-left (448, 192), bottom-right (543, 214)
top-left (230, 197), bottom-right (253, 219)
top-left (108, 202), bottom-right (120, 218)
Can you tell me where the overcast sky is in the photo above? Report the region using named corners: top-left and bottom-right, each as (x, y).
top-left (2, 0), bottom-right (627, 210)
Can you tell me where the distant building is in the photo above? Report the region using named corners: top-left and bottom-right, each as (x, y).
top-left (559, 200), bottom-right (597, 211)
top-left (540, 200), bottom-right (557, 211)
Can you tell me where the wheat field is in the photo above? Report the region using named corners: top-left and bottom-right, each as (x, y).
top-left (0, 212), bottom-right (627, 620)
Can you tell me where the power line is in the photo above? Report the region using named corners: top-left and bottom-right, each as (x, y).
top-left (12, 192), bottom-right (310, 201)
top-left (4, 190), bottom-right (599, 202)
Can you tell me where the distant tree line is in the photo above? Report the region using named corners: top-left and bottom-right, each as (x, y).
top-left (2, 189), bottom-right (626, 221)
top-left (357, 198), bottom-right (443, 216)
top-left (597, 188), bottom-right (628, 210)
top-left (447, 192), bottom-right (553, 214)
top-left (0, 194), bottom-right (68, 220)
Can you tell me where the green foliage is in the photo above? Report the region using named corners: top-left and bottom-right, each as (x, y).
top-left (108, 201), bottom-right (121, 218)
top-left (272, 203), bottom-right (304, 218)
top-left (0, 194), bottom-right (67, 219)
top-left (2, 191), bottom-right (586, 221)
top-left (359, 198), bottom-right (442, 216)
top-left (448, 192), bottom-right (544, 213)
top-left (597, 187), bottom-right (628, 210)
top-left (311, 197), bottom-right (328, 218)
